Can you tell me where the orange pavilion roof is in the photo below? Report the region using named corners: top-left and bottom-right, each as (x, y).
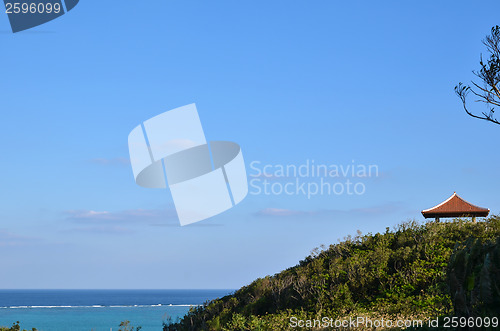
top-left (421, 192), bottom-right (489, 218)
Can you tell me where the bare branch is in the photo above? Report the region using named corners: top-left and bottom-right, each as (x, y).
top-left (455, 83), bottom-right (500, 125)
top-left (456, 26), bottom-right (500, 126)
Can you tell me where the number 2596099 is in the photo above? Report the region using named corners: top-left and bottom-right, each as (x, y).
top-left (5, 2), bottom-right (62, 14)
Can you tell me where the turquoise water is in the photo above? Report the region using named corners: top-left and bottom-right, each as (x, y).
top-left (0, 290), bottom-right (232, 331)
top-left (0, 305), bottom-right (189, 331)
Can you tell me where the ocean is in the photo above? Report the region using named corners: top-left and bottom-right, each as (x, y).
top-left (0, 289), bottom-right (233, 331)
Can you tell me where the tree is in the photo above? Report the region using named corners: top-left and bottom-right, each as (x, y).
top-left (118, 320), bottom-right (142, 331)
top-left (455, 26), bottom-right (500, 125)
top-left (0, 321), bottom-right (36, 331)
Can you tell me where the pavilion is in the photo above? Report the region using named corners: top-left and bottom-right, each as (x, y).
top-left (421, 192), bottom-right (489, 222)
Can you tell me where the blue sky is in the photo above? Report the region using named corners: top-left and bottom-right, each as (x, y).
top-left (1, 0), bottom-right (500, 289)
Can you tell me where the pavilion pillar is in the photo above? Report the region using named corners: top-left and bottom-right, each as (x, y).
top-left (472, 216), bottom-right (476, 223)
top-left (435, 217), bottom-right (440, 222)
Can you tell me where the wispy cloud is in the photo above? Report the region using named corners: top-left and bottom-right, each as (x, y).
top-left (63, 226), bottom-right (134, 235)
top-left (68, 210), bottom-right (114, 220)
top-left (254, 202), bottom-right (407, 219)
top-left (64, 208), bottom-right (179, 233)
top-left (0, 229), bottom-right (41, 247)
top-left (149, 222), bottom-right (224, 227)
top-left (350, 203), bottom-right (404, 216)
top-left (65, 209), bottom-right (177, 223)
top-left (64, 208), bottom-right (225, 230)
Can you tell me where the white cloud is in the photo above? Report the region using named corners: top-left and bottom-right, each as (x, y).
top-left (68, 210), bottom-right (113, 220)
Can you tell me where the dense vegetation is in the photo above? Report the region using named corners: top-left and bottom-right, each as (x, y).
top-left (0, 320), bottom-right (142, 331)
top-left (448, 236), bottom-right (500, 317)
top-left (0, 320), bottom-right (140, 331)
top-left (0, 322), bottom-right (36, 331)
top-left (164, 217), bottom-right (500, 330)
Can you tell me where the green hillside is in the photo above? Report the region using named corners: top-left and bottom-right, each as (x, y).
top-left (164, 217), bottom-right (500, 330)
